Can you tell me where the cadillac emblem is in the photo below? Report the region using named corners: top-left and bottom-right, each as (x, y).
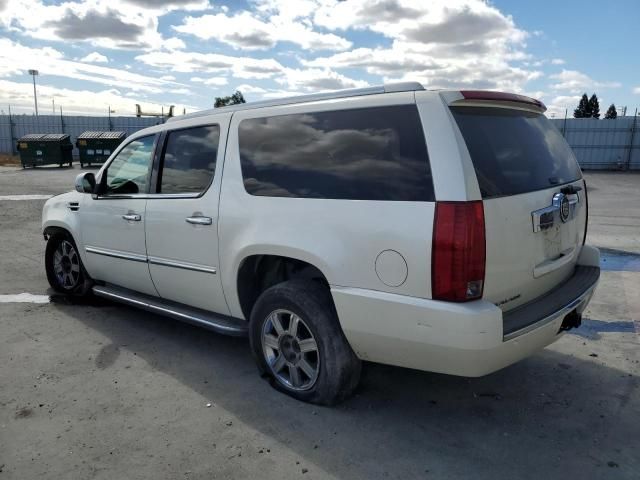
top-left (559, 194), bottom-right (570, 223)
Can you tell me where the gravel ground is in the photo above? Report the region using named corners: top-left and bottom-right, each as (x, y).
top-left (0, 165), bottom-right (638, 480)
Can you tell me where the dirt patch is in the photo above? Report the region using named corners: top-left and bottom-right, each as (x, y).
top-left (0, 154), bottom-right (20, 166)
top-left (14, 407), bottom-right (33, 419)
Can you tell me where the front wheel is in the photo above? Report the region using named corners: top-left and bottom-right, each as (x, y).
top-left (45, 232), bottom-right (91, 295)
top-left (249, 280), bottom-right (361, 405)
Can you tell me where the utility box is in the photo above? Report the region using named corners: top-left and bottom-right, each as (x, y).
top-left (76, 131), bottom-right (126, 167)
top-left (16, 134), bottom-right (74, 168)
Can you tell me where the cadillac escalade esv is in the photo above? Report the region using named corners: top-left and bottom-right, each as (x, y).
top-left (42, 83), bottom-right (600, 404)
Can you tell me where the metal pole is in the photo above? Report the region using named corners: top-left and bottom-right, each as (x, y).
top-left (562, 108), bottom-right (568, 137)
top-left (28, 70), bottom-right (39, 116)
top-left (626, 108), bottom-right (638, 171)
top-left (33, 74), bottom-right (38, 115)
top-left (8, 104), bottom-right (15, 155)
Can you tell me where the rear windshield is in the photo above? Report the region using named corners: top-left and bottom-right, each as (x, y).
top-left (451, 107), bottom-right (582, 198)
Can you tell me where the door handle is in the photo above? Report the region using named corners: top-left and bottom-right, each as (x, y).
top-left (186, 216), bottom-right (213, 226)
top-left (122, 213), bottom-right (141, 222)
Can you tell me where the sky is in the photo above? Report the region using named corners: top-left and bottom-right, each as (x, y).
top-left (0, 0), bottom-right (637, 118)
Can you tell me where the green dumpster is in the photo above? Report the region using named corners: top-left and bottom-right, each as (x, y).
top-left (16, 134), bottom-right (74, 168)
top-left (76, 131), bottom-right (126, 167)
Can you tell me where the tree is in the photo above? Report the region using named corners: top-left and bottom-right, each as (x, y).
top-left (214, 91), bottom-right (246, 108)
top-left (604, 103), bottom-right (617, 119)
top-left (574, 93), bottom-right (590, 118)
top-left (588, 93), bottom-right (600, 118)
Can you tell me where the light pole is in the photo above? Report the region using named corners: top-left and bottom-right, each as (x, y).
top-left (108, 106), bottom-right (115, 131)
top-left (28, 69), bottom-right (39, 116)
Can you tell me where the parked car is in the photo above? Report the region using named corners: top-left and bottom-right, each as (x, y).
top-left (42, 83), bottom-right (600, 405)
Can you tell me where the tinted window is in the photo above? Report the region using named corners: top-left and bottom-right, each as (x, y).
top-left (105, 135), bottom-right (155, 194)
top-left (238, 105), bottom-right (434, 201)
top-left (159, 125), bottom-right (220, 194)
top-left (451, 107), bottom-right (582, 198)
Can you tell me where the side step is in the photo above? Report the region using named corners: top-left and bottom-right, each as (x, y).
top-left (92, 284), bottom-right (248, 337)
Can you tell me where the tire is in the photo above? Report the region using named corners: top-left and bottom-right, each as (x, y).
top-left (249, 279), bottom-right (361, 405)
top-left (45, 232), bottom-right (92, 296)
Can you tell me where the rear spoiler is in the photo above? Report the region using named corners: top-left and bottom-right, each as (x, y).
top-left (442, 90), bottom-right (547, 113)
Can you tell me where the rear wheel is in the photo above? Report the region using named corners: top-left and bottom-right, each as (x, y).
top-left (249, 279), bottom-right (361, 405)
top-left (45, 232), bottom-right (91, 295)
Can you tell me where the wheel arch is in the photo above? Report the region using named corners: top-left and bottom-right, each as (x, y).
top-left (235, 252), bottom-right (333, 322)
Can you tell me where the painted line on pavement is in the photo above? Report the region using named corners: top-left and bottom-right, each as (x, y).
top-left (0, 293), bottom-right (50, 303)
top-left (0, 194), bottom-right (53, 201)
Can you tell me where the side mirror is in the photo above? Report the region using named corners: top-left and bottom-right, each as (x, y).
top-left (75, 172), bottom-right (96, 194)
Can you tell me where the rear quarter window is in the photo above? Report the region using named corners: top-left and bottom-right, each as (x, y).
top-left (238, 105), bottom-right (434, 201)
top-left (451, 107), bottom-right (582, 198)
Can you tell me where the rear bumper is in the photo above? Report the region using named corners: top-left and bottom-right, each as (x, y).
top-left (332, 247), bottom-right (600, 377)
top-left (502, 265), bottom-right (599, 340)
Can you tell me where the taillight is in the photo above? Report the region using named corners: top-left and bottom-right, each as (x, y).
top-left (432, 201), bottom-right (486, 302)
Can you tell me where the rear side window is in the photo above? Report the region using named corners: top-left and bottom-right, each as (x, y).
top-left (238, 105), bottom-right (434, 201)
top-left (451, 107), bottom-right (581, 198)
top-left (159, 125), bottom-right (220, 194)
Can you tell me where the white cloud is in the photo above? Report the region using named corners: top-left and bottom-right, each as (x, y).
top-left (163, 37), bottom-right (186, 50)
top-left (544, 94), bottom-right (581, 118)
top-left (234, 84), bottom-right (268, 94)
top-left (0, 79), bottom-right (194, 115)
top-left (136, 50), bottom-right (286, 79)
top-left (0, 0), bottom-right (625, 115)
top-left (79, 52), bottom-right (109, 63)
top-left (173, 10), bottom-right (351, 51)
top-left (0, 0), bottom-right (206, 50)
top-left (191, 76), bottom-right (229, 86)
top-left (633, 86), bottom-right (640, 95)
top-left (550, 69), bottom-right (621, 93)
top-left (0, 39), bottom-right (178, 93)
top-left (277, 68), bottom-right (368, 91)
top-left (304, 0), bottom-right (538, 92)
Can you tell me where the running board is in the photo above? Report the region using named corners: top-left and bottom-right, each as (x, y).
top-left (92, 285), bottom-right (248, 337)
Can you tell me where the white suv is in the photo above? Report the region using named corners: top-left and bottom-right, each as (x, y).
top-left (42, 83), bottom-right (600, 405)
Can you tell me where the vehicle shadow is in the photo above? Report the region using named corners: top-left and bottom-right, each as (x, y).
top-left (54, 296), bottom-right (639, 479)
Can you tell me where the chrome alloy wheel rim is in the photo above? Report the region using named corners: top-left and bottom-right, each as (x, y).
top-left (53, 240), bottom-right (80, 289)
top-left (261, 309), bottom-right (320, 391)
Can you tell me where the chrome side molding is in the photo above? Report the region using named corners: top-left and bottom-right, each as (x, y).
top-left (148, 256), bottom-right (217, 274)
top-left (85, 246), bottom-right (147, 263)
top-left (85, 246), bottom-right (217, 274)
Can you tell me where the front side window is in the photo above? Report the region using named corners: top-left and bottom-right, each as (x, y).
top-left (238, 105), bottom-right (434, 201)
top-left (158, 125), bottom-right (220, 194)
top-left (105, 135), bottom-right (156, 195)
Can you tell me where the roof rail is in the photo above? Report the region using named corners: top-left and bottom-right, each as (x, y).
top-left (168, 82), bottom-right (424, 122)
